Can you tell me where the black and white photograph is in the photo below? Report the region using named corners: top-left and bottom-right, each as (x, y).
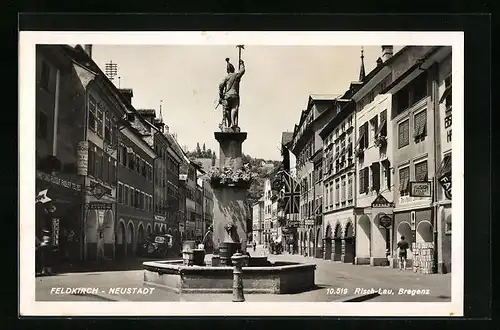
top-left (20, 31), bottom-right (463, 316)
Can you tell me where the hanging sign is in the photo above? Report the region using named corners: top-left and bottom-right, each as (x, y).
top-left (76, 141), bottom-right (89, 176)
top-left (89, 181), bottom-right (111, 199)
top-left (52, 218), bottom-right (60, 247)
top-left (36, 189), bottom-right (52, 204)
top-left (379, 215), bottom-right (392, 229)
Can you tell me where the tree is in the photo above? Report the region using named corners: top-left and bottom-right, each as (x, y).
top-left (206, 148), bottom-right (212, 159)
top-left (202, 143), bottom-right (206, 155)
top-left (196, 142), bottom-right (201, 155)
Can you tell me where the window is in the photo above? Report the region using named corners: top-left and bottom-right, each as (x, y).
top-left (104, 115), bottom-right (114, 144)
top-left (95, 149), bottom-right (103, 180)
top-left (414, 160), bottom-right (428, 182)
top-left (412, 72), bottom-right (428, 103)
top-left (324, 184), bottom-right (329, 209)
top-left (102, 155), bottom-right (109, 183)
top-left (88, 96), bottom-right (97, 133)
top-left (382, 160), bottom-right (391, 190)
top-left (347, 175), bottom-right (353, 201)
top-left (371, 162), bottom-right (380, 191)
top-left (341, 178), bottom-right (346, 203)
top-left (96, 105), bottom-right (104, 138)
top-left (128, 151), bottom-right (135, 169)
top-left (398, 119), bottom-right (410, 148)
top-left (414, 110), bottom-right (427, 142)
top-left (37, 111), bottom-right (48, 138)
top-left (40, 61), bottom-right (50, 91)
top-left (335, 182), bottom-right (340, 204)
top-left (329, 184), bottom-right (333, 207)
top-left (120, 146), bottom-right (127, 166)
top-left (369, 115), bottom-right (379, 144)
top-left (118, 183), bottom-right (123, 204)
top-left (399, 166), bottom-right (410, 196)
top-left (378, 110), bottom-right (388, 137)
top-left (130, 188), bottom-right (135, 207)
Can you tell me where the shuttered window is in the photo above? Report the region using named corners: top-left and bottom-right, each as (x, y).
top-left (414, 110), bottom-right (427, 141)
top-left (88, 142), bottom-right (95, 177)
top-left (415, 160), bottom-right (428, 182)
top-left (371, 162), bottom-right (381, 191)
top-left (398, 119), bottom-right (410, 148)
top-left (399, 167), bottom-right (410, 196)
top-left (359, 167), bottom-right (365, 194)
top-left (347, 176), bottom-right (353, 201)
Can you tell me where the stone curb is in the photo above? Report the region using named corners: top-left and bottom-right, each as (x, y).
top-left (341, 292), bottom-right (381, 302)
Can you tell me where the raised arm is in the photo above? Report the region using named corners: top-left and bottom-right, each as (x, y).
top-left (236, 60), bottom-right (245, 78)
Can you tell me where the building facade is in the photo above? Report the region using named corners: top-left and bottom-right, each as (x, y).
top-left (252, 197), bottom-right (265, 244)
top-left (291, 95), bottom-right (338, 258)
top-left (116, 118), bottom-right (156, 258)
top-left (320, 97), bottom-right (356, 263)
top-left (263, 178), bottom-right (273, 246)
top-left (36, 45), bottom-right (87, 266)
top-left (386, 46), bottom-right (452, 274)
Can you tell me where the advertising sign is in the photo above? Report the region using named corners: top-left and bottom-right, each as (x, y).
top-left (76, 141), bottom-right (89, 176)
top-left (85, 202), bottom-right (113, 210)
top-left (52, 218), bottom-right (60, 247)
top-left (410, 181), bottom-right (432, 197)
top-left (379, 215), bottom-right (392, 229)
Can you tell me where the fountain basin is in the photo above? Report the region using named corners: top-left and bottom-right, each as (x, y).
top-left (143, 259), bottom-right (316, 294)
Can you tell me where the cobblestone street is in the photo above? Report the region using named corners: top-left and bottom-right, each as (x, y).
top-left (35, 248), bottom-right (451, 302)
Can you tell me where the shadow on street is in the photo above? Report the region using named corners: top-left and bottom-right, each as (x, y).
top-left (43, 256), bottom-right (182, 275)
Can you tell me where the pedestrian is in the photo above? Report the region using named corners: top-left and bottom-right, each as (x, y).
top-left (252, 241), bottom-right (256, 252)
top-left (397, 235), bottom-right (410, 271)
top-left (39, 229), bottom-right (53, 275)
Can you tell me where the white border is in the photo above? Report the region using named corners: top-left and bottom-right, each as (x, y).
top-left (19, 31), bottom-right (464, 317)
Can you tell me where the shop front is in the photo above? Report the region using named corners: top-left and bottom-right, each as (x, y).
top-left (36, 171), bottom-right (83, 267)
top-left (83, 180), bottom-right (116, 261)
top-left (393, 208), bottom-right (435, 273)
top-left (436, 152), bottom-right (452, 273)
top-left (323, 209), bottom-right (355, 263)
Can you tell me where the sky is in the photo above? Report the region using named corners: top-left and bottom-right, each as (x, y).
top-left (91, 45), bottom-right (403, 161)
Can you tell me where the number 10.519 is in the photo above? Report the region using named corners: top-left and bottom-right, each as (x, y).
top-left (326, 288), bottom-right (348, 295)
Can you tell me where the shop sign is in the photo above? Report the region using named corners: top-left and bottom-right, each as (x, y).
top-left (85, 202), bottom-right (112, 210)
top-left (439, 174), bottom-right (452, 200)
top-left (379, 215), bottom-right (392, 229)
top-left (287, 219), bottom-right (301, 227)
top-left (304, 219), bottom-right (315, 226)
top-left (76, 141), bottom-right (89, 176)
top-left (89, 181), bottom-right (111, 199)
top-left (36, 189), bottom-right (52, 204)
top-left (37, 171), bottom-right (82, 191)
top-left (410, 181), bottom-right (432, 197)
top-left (371, 194), bottom-right (394, 208)
top-left (154, 215), bottom-right (166, 222)
top-left (52, 218), bottom-right (60, 247)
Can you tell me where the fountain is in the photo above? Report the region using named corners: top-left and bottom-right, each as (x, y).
top-left (142, 52), bottom-right (316, 295)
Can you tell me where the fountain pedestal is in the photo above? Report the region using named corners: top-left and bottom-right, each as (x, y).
top-left (211, 131), bottom-right (249, 260)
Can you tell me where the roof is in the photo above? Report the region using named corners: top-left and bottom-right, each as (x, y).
top-left (309, 93), bottom-right (341, 101)
top-left (136, 109), bottom-right (156, 116)
top-left (281, 132), bottom-right (293, 146)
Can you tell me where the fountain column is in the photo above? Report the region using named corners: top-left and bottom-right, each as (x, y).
top-left (210, 130), bottom-right (249, 266)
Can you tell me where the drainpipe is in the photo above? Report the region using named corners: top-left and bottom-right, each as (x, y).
top-left (52, 68), bottom-right (61, 156)
top-left (431, 63), bottom-right (442, 273)
top-left (353, 102), bottom-right (358, 264)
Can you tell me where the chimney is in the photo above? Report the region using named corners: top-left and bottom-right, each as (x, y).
top-left (118, 88), bottom-right (133, 105)
top-left (153, 118), bottom-right (165, 133)
top-left (381, 45), bottom-right (394, 62)
top-left (84, 44), bottom-right (92, 58)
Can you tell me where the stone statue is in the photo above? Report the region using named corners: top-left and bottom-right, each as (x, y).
top-left (218, 58), bottom-right (245, 131)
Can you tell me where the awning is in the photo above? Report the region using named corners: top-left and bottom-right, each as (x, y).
top-left (374, 119), bottom-right (387, 137)
top-left (436, 153), bottom-right (452, 179)
top-left (439, 85), bottom-right (452, 104)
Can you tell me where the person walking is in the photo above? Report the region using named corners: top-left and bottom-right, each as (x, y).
top-left (397, 235), bottom-right (410, 271)
top-left (252, 241), bottom-right (256, 252)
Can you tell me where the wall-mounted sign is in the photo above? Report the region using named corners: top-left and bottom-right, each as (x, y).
top-left (439, 174), bottom-right (452, 200)
top-left (154, 215), bottom-right (166, 222)
top-left (52, 218), bottom-right (60, 247)
top-left (410, 181), bottom-right (432, 197)
top-left (76, 141), bottom-right (89, 176)
top-left (379, 215), bottom-right (392, 229)
top-left (371, 194), bottom-right (394, 208)
top-left (89, 181), bottom-right (112, 199)
top-left (85, 202), bottom-right (113, 210)
top-left (37, 171), bottom-right (81, 191)
top-left (304, 219), bottom-right (315, 226)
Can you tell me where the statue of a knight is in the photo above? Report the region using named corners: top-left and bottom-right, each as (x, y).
top-left (218, 58), bottom-right (245, 130)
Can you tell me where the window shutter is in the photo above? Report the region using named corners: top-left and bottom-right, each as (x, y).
top-left (88, 143), bottom-right (95, 177)
top-left (364, 167), bottom-right (369, 193)
top-left (359, 169), bottom-right (364, 194)
top-left (372, 163), bottom-right (380, 191)
top-left (102, 156), bottom-right (109, 183)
